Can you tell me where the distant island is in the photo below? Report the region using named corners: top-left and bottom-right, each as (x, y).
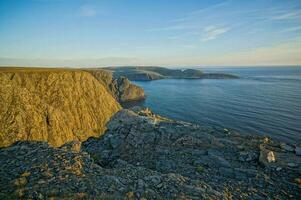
top-left (105, 66), bottom-right (239, 81)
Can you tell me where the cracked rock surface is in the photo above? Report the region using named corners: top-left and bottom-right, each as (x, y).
top-left (1, 108), bottom-right (299, 199)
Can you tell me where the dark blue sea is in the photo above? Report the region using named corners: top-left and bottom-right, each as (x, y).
top-left (131, 67), bottom-right (301, 144)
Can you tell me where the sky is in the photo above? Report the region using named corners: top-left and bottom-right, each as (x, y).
top-left (0, 0), bottom-right (301, 67)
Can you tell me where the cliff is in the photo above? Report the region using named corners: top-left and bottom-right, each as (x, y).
top-left (85, 69), bottom-right (145, 102)
top-left (0, 68), bottom-right (121, 147)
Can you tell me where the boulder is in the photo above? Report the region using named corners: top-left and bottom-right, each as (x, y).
top-left (295, 147), bottom-right (301, 156)
top-left (259, 144), bottom-right (276, 166)
top-left (280, 143), bottom-right (294, 152)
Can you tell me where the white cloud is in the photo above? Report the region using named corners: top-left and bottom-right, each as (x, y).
top-left (201, 26), bottom-right (229, 42)
top-left (79, 5), bottom-right (97, 17)
top-left (271, 11), bottom-right (301, 20)
top-left (281, 26), bottom-right (301, 33)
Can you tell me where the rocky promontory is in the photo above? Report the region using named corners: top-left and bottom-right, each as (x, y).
top-left (106, 66), bottom-right (239, 81)
top-left (85, 69), bottom-right (145, 102)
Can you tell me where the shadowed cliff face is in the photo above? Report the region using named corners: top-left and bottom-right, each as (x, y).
top-left (0, 69), bottom-right (121, 147)
top-left (86, 69), bottom-right (145, 103)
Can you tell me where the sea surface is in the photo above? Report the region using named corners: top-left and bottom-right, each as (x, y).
top-left (130, 67), bottom-right (301, 144)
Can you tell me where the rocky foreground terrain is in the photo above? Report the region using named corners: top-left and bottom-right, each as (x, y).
top-left (0, 108), bottom-right (300, 199)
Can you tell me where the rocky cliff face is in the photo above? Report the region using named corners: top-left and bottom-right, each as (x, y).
top-left (0, 69), bottom-right (121, 147)
top-left (86, 69), bottom-right (145, 103)
top-left (113, 76), bottom-right (145, 102)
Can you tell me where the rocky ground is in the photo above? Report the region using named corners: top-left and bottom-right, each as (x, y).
top-left (0, 108), bottom-right (300, 199)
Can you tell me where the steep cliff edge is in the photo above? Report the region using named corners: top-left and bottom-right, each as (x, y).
top-left (0, 68), bottom-right (121, 147)
top-left (85, 69), bottom-right (145, 102)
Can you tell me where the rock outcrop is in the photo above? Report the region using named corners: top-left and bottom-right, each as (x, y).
top-left (0, 68), bottom-right (121, 147)
top-left (85, 69), bottom-right (145, 103)
top-left (113, 76), bottom-right (145, 102)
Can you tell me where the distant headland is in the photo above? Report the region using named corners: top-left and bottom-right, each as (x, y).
top-left (104, 66), bottom-right (239, 81)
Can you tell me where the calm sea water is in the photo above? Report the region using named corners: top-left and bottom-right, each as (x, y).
top-left (130, 67), bottom-right (301, 144)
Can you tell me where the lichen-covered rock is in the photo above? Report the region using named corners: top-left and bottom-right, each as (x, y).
top-left (0, 68), bottom-right (121, 147)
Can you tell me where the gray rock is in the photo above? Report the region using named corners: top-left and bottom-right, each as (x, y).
top-left (295, 147), bottom-right (301, 156)
top-left (276, 167), bottom-right (282, 171)
top-left (238, 151), bottom-right (258, 162)
top-left (109, 137), bottom-right (122, 149)
top-left (137, 179), bottom-right (146, 190)
top-left (219, 167), bottom-right (235, 178)
top-left (144, 175), bottom-right (161, 186)
top-left (287, 163), bottom-right (298, 168)
top-left (280, 143), bottom-right (294, 152)
top-left (234, 168), bottom-right (258, 178)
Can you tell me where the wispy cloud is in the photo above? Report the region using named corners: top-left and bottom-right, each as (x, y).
top-left (189, 1), bottom-right (231, 16)
top-left (271, 11), bottom-right (301, 20)
top-left (201, 26), bottom-right (229, 42)
top-left (169, 1), bottom-right (230, 23)
top-left (147, 24), bottom-right (191, 32)
top-left (281, 26), bottom-right (301, 33)
top-left (79, 5), bottom-right (97, 17)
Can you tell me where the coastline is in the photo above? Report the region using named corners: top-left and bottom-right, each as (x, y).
top-left (0, 67), bottom-right (300, 199)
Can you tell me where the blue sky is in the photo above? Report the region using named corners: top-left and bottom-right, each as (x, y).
top-left (0, 0), bottom-right (301, 67)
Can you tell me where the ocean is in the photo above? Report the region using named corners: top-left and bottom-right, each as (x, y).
top-left (129, 67), bottom-right (301, 145)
